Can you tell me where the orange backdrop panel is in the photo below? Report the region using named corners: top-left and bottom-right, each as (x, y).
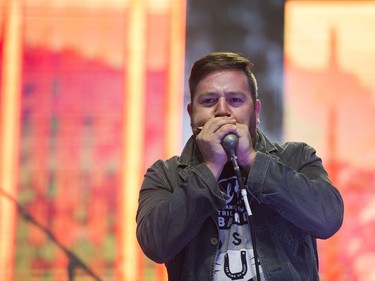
top-left (285, 1), bottom-right (375, 280)
top-left (0, 1), bottom-right (186, 281)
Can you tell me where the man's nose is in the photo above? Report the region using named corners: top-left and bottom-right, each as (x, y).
top-left (215, 97), bottom-right (231, 117)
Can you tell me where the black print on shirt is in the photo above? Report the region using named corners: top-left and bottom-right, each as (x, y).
top-left (224, 250), bottom-right (247, 280)
top-left (232, 232), bottom-right (242, 246)
top-left (218, 176), bottom-right (248, 229)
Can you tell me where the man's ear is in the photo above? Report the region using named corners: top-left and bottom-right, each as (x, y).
top-left (187, 103), bottom-right (192, 117)
top-left (255, 99), bottom-right (261, 122)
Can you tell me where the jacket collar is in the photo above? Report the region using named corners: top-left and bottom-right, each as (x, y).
top-left (254, 129), bottom-right (278, 154)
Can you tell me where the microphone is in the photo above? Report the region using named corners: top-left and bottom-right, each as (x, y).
top-left (221, 133), bottom-right (239, 159)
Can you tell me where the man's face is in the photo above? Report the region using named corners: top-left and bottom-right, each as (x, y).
top-left (188, 69), bottom-right (261, 140)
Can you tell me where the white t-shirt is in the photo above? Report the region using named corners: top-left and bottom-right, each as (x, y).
top-left (213, 170), bottom-right (264, 281)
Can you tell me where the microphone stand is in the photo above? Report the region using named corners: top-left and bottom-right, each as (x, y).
top-left (222, 134), bottom-right (261, 281)
top-left (0, 188), bottom-right (103, 281)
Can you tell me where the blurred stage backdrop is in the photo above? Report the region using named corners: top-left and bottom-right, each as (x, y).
top-left (0, 0), bottom-right (374, 280)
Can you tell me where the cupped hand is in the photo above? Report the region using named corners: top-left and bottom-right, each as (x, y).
top-left (195, 117), bottom-right (236, 178)
top-left (234, 123), bottom-right (257, 174)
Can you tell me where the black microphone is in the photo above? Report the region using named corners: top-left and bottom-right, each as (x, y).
top-left (221, 133), bottom-right (239, 159)
top-left (221, 133), bottom-right (242, 188)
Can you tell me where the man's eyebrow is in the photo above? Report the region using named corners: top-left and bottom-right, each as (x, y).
top-left (197, 91), bottom-right (218, 97)
top-left (226, 91), bottom-right (249, 96)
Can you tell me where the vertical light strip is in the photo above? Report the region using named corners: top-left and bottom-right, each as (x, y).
top-left (155, 2), bottom-right (186, 278)
top-left (120, 0), bottom-right (146, 280)
top-left (0, 0), bottom-right (23, 280)
top-left (165, 0), bottom-right (186, 157)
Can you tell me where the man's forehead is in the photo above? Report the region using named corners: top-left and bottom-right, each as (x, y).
top-left (195, 70), bottom-right (251, 93)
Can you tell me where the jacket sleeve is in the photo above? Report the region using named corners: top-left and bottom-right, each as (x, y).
top-left (136, 158), bottom-right (227, 263)
top-left (247, 142), bottom-right (344, 239)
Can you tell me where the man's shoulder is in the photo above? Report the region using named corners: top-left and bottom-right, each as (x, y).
top-left (257, 129), bottom-right (310, 153)
top-left (274, 140), bottom-right (308, 151)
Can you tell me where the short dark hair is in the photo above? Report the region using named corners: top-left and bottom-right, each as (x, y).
top-left (188, 52), bottom-right (258, 103)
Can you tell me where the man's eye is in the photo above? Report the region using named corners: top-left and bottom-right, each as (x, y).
top-left (229, 97), bottom-right (243, 103)
top-left (201, 98), bottom-right (216, 105)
